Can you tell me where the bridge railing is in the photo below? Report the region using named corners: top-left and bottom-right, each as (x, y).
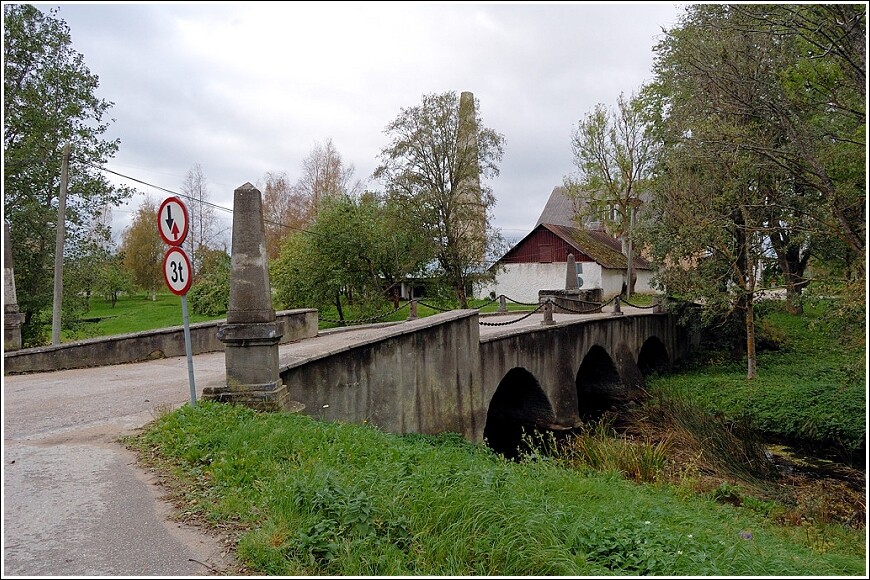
top-left (314, 294), bottom-right (670, 330)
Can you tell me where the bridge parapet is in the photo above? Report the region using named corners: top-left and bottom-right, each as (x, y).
top-left (281, 309), bottom-right (482, 439)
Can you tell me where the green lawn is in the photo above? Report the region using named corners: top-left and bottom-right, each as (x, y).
top-left (63, 291), bottom-right (226, 341)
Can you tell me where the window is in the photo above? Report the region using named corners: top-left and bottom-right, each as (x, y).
top-left (539, 244), bottom-right (553, 263)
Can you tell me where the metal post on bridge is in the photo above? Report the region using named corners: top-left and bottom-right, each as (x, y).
top-left (612, 295), bottom-right (623, 316)
top-left (498, 295), bottom-right (507, 313)
top-left (407, 299), bottom-right (418, 320)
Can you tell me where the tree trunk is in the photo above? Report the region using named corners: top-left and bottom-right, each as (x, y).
top-left (744, 292), bottom-right (757, 380)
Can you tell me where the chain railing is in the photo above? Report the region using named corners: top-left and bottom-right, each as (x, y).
top-left (621, 298), bottom-right (659, 309)
top-left (319, 301), bottom-right (410, 325)
top-left (318, 292), bottom-right (654, 329)
top-left (479, 301), bottom-right (549, 326)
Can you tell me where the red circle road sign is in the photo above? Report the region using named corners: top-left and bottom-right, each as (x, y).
top-left (162, 246), bottom-right (193, 296)
top-left (157, 196), bottom-right (189, 246)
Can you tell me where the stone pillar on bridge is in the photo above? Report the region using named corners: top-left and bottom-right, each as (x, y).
top-left (565, 253), bottom-right (579, 291)
top-left (204, 183), bottom-right (290, 411)
top-left (4, 222), bottom-right (25, 351)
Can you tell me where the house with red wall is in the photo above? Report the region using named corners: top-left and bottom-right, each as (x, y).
top-left (479, 187), bottom-right (655, 302)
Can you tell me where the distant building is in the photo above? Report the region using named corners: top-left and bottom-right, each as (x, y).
top-left (479, 187), bottom-right (655, 302)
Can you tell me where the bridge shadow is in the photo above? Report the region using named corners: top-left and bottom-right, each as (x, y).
top-left (483, 367), bottom-right (556, 460)
top-left (576, 345), bottom-right (625, 422)
top-left (638, 336), bottom-right (671, 377)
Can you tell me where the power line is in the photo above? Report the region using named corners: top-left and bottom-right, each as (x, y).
top-left (85, 161), bottom-right (319, 236)
top-left (86, 161), bottom-right (510, 267)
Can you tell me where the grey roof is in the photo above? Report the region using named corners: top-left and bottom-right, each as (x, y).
top-left (534, 186), bottom-right (578, 228)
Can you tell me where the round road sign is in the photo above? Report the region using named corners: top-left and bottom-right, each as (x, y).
top-left (162, 246), bottom-right (193, 296)
top-left (157, 196), bottom-right (189, 246)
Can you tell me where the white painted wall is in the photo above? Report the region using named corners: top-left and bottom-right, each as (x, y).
top-left (477, 261), bottom-right (603, 303)
top-left (477, 261), bottom-right (657, 302)
top-left (602, 268), bottom-right (656, 298)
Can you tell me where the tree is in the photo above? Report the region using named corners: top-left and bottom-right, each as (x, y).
top-left (271, 192), bottom-right (431, 320)
top-left (96, 252), bottom-right (132, 308)
top-left (180, 162), bottom-right (218, 273)
top-left (261, 170), bottom-right (312, 260)
top-left (64, 203), bottom-right (114, 312)
top-left (187, 247), bottom-right (230, 316)
top-left (563, 92), bottom-right (655, 297)
top-left (297, 138), bottom-right (363, 212)
top-left (119, 198), bottom-right (164, 300)
top-left (374, 91), bottom-right (505, 307)
top-left (260, 140), bottom-right (361, 260)
top-left (640, 4), bottom-right (865, 378)
top-left (3, 5), bottom-right (133, 345)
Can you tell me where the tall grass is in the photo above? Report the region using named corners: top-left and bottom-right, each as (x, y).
top-left (546, 415), bottom-right (670, 483)
top-left (650, 301), bottom-right (866, 461)
top-left (129, 402), bottom-right (865, 576)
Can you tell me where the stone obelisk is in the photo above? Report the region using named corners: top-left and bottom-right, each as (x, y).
top-left (4, 222), bottom-right (25, 350)
top-left (204, 183), bottom-right (287, 410)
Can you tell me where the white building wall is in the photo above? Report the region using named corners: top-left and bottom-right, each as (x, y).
top-left (601, 268), bottom-right (656, 298)
top-left (477, 261), bottom-right (604, 303)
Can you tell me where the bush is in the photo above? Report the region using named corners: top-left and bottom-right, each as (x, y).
top-left (188, 249), bottom-right (230, 316)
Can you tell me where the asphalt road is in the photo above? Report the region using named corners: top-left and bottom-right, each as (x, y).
top-left (2, 352), bottom-right (234, 577)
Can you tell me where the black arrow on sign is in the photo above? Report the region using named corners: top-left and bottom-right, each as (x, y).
top-left (165, 205), bottom-right (177, 240)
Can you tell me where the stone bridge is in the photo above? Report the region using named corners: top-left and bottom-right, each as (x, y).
top-left (275, 307), bottom-right (698, 452)
top-left (195, 182), bottom-right (698, 453)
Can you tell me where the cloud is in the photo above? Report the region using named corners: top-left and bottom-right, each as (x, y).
top-left (46, 2), bottom-right (684, 236)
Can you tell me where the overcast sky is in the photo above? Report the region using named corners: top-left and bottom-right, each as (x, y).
top-left (36, 1), bottom-right (685, 245)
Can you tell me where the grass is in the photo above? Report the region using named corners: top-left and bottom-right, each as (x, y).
top-left (129, 402), bottom-right (865, 576)
top-left (648, 300), bottom-right (866, 459)
top-left (63, 291), bottom-right (226, 341)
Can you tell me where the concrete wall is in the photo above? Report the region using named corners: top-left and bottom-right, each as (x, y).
top-left (3, 309), bottom-right (318, 374)
top-left (283, 310), bottom-right (482, 440)
top-left (475, 313), bottom-right (689, 442)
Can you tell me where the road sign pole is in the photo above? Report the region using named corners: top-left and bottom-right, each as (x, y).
top-left (159, 198), bottom-right (195, 406)
top-left (181, 294), bottom-right (197, 406)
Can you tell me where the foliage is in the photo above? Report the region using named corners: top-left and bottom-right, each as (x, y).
top-left (640, 4), bottom-right (864, 352)
top-left (187, 247), bottom-right (230, 316)
top-left (129, 401), bottom-right (864, 576)
top-left (651, 302), bottom-right (866, 458)
top-left (563, 92), bottom-right (655, 295)
top-left (260, 170), bottom-right (311, 260)
top-left (3, 4), bottom-right (133, 345)
top-left (375, 91), bottom-right (506, 307)
top-left (119, 197), bottom-right (165, 299)
top-left (270, 193), bottom-right (430, 318)
top-left (261, 139), bottom-right (362, 260)
top-left (95, 252), bottom-right (132, 309)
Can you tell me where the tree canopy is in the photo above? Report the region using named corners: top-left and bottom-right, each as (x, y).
top-left (375, 91), bottom-right (505, 307)
top-left (3, 4), bottom-right (133, 345)
top-left (640, 4), bottom-right (865, 378)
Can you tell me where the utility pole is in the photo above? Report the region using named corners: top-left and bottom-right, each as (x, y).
top-left (625, 198), bottom-right (641, 301)
top-left (51, 143), bottom-right (70, 345)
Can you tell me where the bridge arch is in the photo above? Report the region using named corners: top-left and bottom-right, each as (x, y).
top-left (575, 345), bottom-right (625, 421)
top-left (637, 336), bottom-right (670, 377)
top-left (483, 367), bottom-right (555, 458)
